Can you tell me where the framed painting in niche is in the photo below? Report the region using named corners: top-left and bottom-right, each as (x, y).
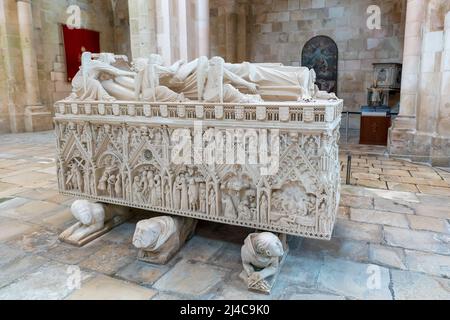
top-left (301, 36), bottom-right (338, 94)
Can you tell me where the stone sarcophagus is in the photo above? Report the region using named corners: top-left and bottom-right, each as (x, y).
top-left (54, 99), bottom-right (342, 239)
top-left (54, 52), bottom-right (342, 244)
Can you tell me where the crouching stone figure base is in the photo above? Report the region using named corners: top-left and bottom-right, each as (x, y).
top-left (59, 200), bottom-right (132, 247)
top-left (239, 232), bottom-right (288, 295)
top-left (133, 216), bottom-right (197, 265)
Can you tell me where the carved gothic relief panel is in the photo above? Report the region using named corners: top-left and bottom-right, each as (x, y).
top-left (55, 117), bottom-right (340, 240)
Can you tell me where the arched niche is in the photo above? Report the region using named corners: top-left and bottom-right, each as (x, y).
top-left (301, 35), bottom-right (338, 94)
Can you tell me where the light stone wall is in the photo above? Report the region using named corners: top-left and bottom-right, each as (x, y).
top-left (210, 0), bottom-right (406, 114)
top-left (209, 0), bottom-right (251, 64)
top-left (33, 0), bottom-right (129, 111)
top-left (0, 0), bottom-right (130, 133)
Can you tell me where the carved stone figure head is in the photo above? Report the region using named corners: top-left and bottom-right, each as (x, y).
top-left (71, 200), bottom-right (104, 225)
top-left (149, 54), bottom-right (164, 66)
top-left (133, 219), bottom-right (162, 249)
top-left (254, 232), bottom-right (284, 258)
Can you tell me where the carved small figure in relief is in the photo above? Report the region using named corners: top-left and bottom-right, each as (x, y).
top-left (141, 170), bottom-right (149, 199)
top-left (259, 194), bottom-right (269, 224)
top-left (107, 174), bottom-right (116, 197)
top-left (222, 193), bottom-right (237, 219)
top-left (238, 199), bottom-right (252, 221)
top-left (164, 183), bottom-right (171, 208)
top-left (147, 171), bottom-right (156, 205)
top-left (132, 176), bottom-right (144, 203)
top-left (180, 174), bottom-right (189, 211)
top-left (114, 173), bottom-right (122, 198)
top-left (240, 232), bottom-right (285, 294)
top-left (124, 175), bottom-right (130, 200)
top-left (59, 200), bottom-right (131, 246)
top-left (188, 178), bottom-right (199, 211)
top-left (208, 189), bottom-right (216, 216)
top-left (199, 185), bottom-right (207, 213)
top-left (89, 170), bottom-right (96, 195)
top-left (154, 174), bottom-right (162, 206)
top-left (66, 164), bottom-right (82, 192)
top-left (173, 176), bottom-right (182, 210)
top-left (133, 216), bottom-right (197, 265)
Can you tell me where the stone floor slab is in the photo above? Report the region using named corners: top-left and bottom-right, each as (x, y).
top-left (41, 239), bottom-right (106, 265)
top-left (153, 260), bottom-right (230, 297)
top-left (0, 255), bottom-right (48, 288)
top-left (417, 185), bottom-right (450, 196)
top-left (0, 219), bottom-right (38, 242)
top-left (404, 250), bottom-right (450, 279)
top-left (301, 238), bottom-right (369, 263)
top-left (115, 260), bottom-right (169, 286)
top-left (279, 251), bottom-right (324, 288)
top-left (407, 215), bottom-right (449, 234)
top-left (368, 244), bottom-right (406, 270)
top-left (79, 243), bottom-right (137, 275)
top-left (66, 275), bottom-right (157, 300)
top-left (387, 182), bottom-right (419, 193)
top-left (350, 208), bottom-right (409, 228)
top-left (0, 262), bottom-right (92, 300)
top-left (317, 257), bottom-right (392, 300)
top-left (383, 226), bottom-right (450, 256)
top-left (391, 270), bottom-right (450, 300)
top-left (333, 219), bottom-right (382, 243)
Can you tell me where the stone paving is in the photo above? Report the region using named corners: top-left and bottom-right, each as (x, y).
top-left (0, 131), bottom-right (449, 300)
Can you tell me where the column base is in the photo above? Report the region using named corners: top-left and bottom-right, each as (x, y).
top-left (389, 121), bottom-right (450, 167)
top-left (24, 105), bottom-right (53, 132)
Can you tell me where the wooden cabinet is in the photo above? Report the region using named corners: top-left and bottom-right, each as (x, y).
top-left (360, 114), bottom-right (391, 146)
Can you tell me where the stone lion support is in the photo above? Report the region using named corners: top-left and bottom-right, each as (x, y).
top-left (132, 216), bottom-right (197, 265)
top-left (59, 200), bottom-right (132, 247)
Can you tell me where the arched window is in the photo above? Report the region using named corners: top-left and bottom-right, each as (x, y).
top-left (301, 36), bottom-right (338, 94)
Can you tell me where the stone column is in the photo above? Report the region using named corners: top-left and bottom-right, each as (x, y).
top-left (128, 0), bottom-right (157, 60)
top-left (177, 0), bottom-right (188, 61)
top-left (157, 0), bottom-right (172, 64)
top-left (388, 0), bottom-right (428, 155)
top-left (433, 11), bottom-right (450, 166)
top-left (196, 0), bottom-right (209, 57)
top-left (210, 0), bottom-right (250, 62)
top-left (236, 2), bottom-right (248, 62)
top-left (16, 0), bottom-right (52, 132)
